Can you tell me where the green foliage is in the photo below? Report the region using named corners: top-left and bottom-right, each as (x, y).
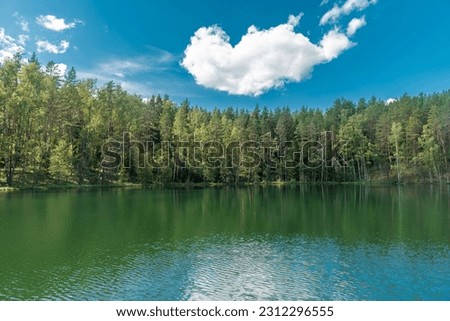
top-left (1, 54), bottom-right (449, 187)
top-left (49, 139), bottom-right (73, 183)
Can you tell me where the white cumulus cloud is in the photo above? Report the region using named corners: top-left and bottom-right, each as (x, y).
top-left (181, 14), bottom-right (354, 96)
top-left (36, 15), bottom-right (80, 31)
top-left (320, 0), bottom-right (377, 25)
top-left (347, 16), bottom-right (367, 36)
top-left (0, 28), bottom-right (25, 62)
top-left (36, 40), bottom-right (69, 54)
top-left (385, 98), bottom-right (397, 105)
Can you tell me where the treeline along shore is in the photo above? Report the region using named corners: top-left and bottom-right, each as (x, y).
top-left (1, 54), bottom-right (450, 188)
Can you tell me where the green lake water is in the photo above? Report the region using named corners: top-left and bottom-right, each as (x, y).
top-left (0, 186), bottom-right (449, 300)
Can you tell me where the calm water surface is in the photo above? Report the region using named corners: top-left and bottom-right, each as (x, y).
top-left (0, 186), bottom-right (449, 300)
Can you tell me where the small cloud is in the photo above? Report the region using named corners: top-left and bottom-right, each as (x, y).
top-left (18, 34), bottom-right (29, 46)
top-left (36, 40), bottom-right (69, 54)
top-left (0, 27), bottom-right (25, 62)
top-left (385, 98), bottom-right (397, 105)
top-left (346, 16), bottom-right (367, 36)
top-left (320, 0), bottom-right (377, 25)
top-left (320, 28), bottom-right (355, 60)
top-left (95, 50), bottom-right (175, 78)
top-left (36, 15), bottom-right (81, 32)
top-left (99, 59), bottom-right (144, 75)
top-left (14, 12), bottom-right (29, 32)
top-left (287, 13), bottom-right (303, 26)
top-left (42, 62), bottom-right (68, 77)
top-left (181, 14), bottom-right (354, 96)
top-left (54, 63), bottom-right (67, 76)
top-left (20, 20), bottom-right (29, 32)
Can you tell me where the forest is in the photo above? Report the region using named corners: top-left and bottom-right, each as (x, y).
top-left (1, 53), bottom-right (449, 188)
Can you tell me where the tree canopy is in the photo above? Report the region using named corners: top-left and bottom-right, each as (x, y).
top-left (1, 55), bottom-right (449, 187)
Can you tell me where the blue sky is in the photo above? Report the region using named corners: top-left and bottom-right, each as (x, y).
top-left (1, 0), bottom-right (449, 110)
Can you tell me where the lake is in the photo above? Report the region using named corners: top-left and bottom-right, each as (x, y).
top-left (0, 185), bottom-right (449, 300)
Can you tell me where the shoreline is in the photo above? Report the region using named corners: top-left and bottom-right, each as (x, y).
top-left (1, 180), bottom-right (449, 193)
